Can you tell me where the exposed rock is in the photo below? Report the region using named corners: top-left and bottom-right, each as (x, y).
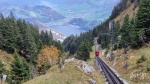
top-left (89, 78), bottom-right (96, 84)
top-left (65, 58), bottom-right (75, 63)
top-left (81, 61), bottom-right (95, 73)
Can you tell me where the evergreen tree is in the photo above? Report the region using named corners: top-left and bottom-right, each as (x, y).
top-left (0, 14), bottom-right (4, 47)
top-left (8, 12), bottom-right (21, 50)
top-left (40, 30), bottom-right (53, 46)
top-left (136, 0), bottom-right (150, 41)
top-left (24, 28), bottom-right (37, 62)
top-left (11, 52), bottom-right (24, 83)
top-left (17, 20), bottom-right (38, 63)
top-left (120, 15), bottom-right (130, 54)
top-left (114, 22), bottom-right (120, 50)
top-left (21, 59), bottom-right (30, 81)
top-left (77, 42), bottom-right (90, 61)
top-left (2, 18), bottom-right (15, 53)
top-left (69, 41), bottom-right (76, 55)
top-left (45, 31), bottom-right (50, 45)
top-left (129, 18), bottom-right (139, 48)
top-left (137, 0), bottom-right (150, 28)
top-left (11, 52), bottom-right (30, 83)
top-left (0, 30), bottom-right (3, 49)
top-left (0, 60), bottom-right (5, 75)
top-left (49, 31), bottom-right (53, 39)
top-left (40, 30), bottom-right (46, 44)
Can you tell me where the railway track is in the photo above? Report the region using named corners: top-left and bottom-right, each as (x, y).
top-left (96, 56), bottom-right (124, 84)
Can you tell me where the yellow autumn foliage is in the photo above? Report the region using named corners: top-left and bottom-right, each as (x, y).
top-left (37, 45), bottom-right (60, 67)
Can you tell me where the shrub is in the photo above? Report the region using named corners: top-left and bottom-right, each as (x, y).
top-left (146, 66), bottom-right (150, 71)
top-left (44, 63), bottom-right (51, 70)
top-left (104, 49), bottom-right (109, 55)
top-left (124, 56), bottom-right (129, 60)
top-left (136, 55), bottom-right (146, 64)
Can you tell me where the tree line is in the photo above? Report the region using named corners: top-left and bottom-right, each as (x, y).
top-left (63, 30), bottom-right (93, 54)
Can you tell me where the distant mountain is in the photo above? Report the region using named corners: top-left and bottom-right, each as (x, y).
top-left (0, 2), bottom-right (66, 41)
top-left (0, 3), bottom-right (65, 22)
top-left (32, 5), bottom-right (65, 22)
top-left (69, 18), bottom-right (88, 28)
top-left (0, 0), bottom-right (120, 36)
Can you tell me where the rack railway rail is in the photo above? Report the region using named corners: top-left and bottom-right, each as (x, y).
top-left (96, 56), bottom-right (124, 84)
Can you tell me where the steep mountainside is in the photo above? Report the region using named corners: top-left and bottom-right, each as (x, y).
top-left (100, 0), bottom-right (150, 83)
top-left (114, 1), bottom-right (139, 25)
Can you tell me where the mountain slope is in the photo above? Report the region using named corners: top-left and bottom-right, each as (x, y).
top-left (100, 0), bottom-right (150, 83)
top-left (114, 2), bottom-right (139, 25)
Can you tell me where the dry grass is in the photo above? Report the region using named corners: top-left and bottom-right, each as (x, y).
top-left (24, 52), bottom-right (106, 84)
top-left (24, 61), bottom-right (89, 84)
top-left (0, 50), bottom-right (14, 70)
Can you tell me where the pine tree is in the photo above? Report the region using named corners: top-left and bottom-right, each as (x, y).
top-left (0, 60), bottom-right (5, 75)
top-left (69, 41), bottom-right (76, 55)
top-left (0, 14), bottom-right (4, 49)
top-left (114, 22), bottom-right (120, 50)
top-left (0, 16), bottom-right (5, 47)
top-left (11, 52), bottom-right (23, 83)
top-left (11, 52), bottom-right (30, 83)
top-left (129, 18), bottom-right (139, 48)
top-left (17, 20), bottom-right (38, 63)
top-left (40, 30), bottom-right (46, 45)
top-left (23, 28), bottom-right (37, 62)
top-left (8, 12), bottom-right (21, 50)
top-left (0, 30), bottom-right (3, 49)
top-left (45, 31), bottom-right (49, 45)
top-left (77, 42), bottom-right (90, 61)
top-left (120, 15), bottom-right (130, 54)
top-left (2, 18), bottom-right (15, 53)
top-left (137, 0), bottom-right (150, 28)
top-left (136, 0), bottom-right (150, 41)
top-left (21, 59), bottom-right (30, 81)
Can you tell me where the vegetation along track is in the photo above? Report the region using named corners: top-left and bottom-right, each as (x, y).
top-left (96, 57), bottom-right (123, 84)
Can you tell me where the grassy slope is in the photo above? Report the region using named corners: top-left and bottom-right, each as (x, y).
top-left (101, 45), bottom-right (150, 84)
top-left (24, 47), bottom-right (106, 84)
